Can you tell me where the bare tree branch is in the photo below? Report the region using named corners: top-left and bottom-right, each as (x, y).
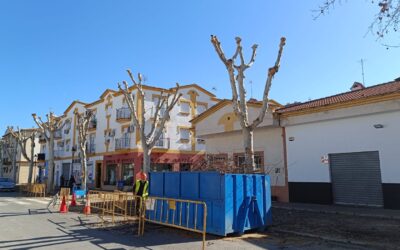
top-left (211, 35), bottom-right (286, 172)
top-left (118, 71), bottom-right (182, 172)
top-left (252, 37), bottom-right (286, 129)
top-left (314, 0), bottom-right (400, 44)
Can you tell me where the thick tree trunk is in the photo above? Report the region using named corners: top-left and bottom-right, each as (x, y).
top-left (80, 147), bottom-right (87, 191)
top-left (28, 141), bottom-right (34, 184)
top-left (142, 146), bottom-right (151, 174)
top-left (47, 132), bottom-right (55, 193)
top-left (242, 127), bottom-right (255, 173)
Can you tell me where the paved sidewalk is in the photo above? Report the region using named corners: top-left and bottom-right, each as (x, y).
top-left (273, 201), bottom-right (400, 220)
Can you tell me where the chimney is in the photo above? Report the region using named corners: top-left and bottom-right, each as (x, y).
top-left (350, 82), bottom-right (365, 91)
top-left (248, 98), bottom-right (258, 103)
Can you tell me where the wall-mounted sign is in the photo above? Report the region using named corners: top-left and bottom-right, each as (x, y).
top-left (321, 155), bottom-right (329, 164)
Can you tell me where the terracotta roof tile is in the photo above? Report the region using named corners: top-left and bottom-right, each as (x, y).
top-left (277, 80), bottom-right (400, 113)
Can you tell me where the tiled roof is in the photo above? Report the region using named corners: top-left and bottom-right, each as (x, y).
top-left (276, 80), bottom-right (400, 113)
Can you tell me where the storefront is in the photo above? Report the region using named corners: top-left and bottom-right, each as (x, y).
top-left (102, 151), bottom-right (204, 191)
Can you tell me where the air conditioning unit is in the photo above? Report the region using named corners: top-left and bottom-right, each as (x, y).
top-left (196, 138), bottom-right (205, 143)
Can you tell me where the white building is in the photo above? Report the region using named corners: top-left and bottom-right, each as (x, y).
top-left (38, 83), bottom-right (219, 190)
top-left (192, 99), bottom-right (289, 202)
top-left (1, 128), bottom-right (40, 184)
top-left (277, 80), bottom-right (400, 209)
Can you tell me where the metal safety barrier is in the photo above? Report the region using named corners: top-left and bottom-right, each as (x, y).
top-left (23, 184), bottom-right (46, 197)
top-left (87, 190), bottom-right (144, 235)
top-left (142, 197), bottom-right (207, 250)
top-left (85, 191), bottom-right (208, 248)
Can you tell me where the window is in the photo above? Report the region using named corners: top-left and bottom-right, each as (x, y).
top-left (155, 130), bottom-right (166, 147)
top-left (152, 96), bottom-right (160, 105)
top-left (152, 96), bottom-right (166, 117)
top-left (235, 152), bottom-right (264, 169)
top-left (105, 164), bottom-right (117, 185)
top-left (89, 113), bottom-right (97, 129)
top-left (88, 134), bottom-right (96, 153)
top-left (150, 163), bottom-right (172, 172)
top-left (65, 140), bottom-right (70, 152)
top-left (180, 102), bottom-right (190, 114)
top-left (180, 163), bottom-right (191, 171)
top-left (122, 163), bottom-right (134, 185)
top-left (179, 128), bottom-right (190, 141)
top-left (196, 104), bottom-right (207, 115)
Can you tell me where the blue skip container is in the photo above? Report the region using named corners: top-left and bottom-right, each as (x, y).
top-left (149, 172), bottom-right (272, 236)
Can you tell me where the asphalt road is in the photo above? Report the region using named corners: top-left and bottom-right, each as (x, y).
top-left (0, 192), bottom-right (366, 250)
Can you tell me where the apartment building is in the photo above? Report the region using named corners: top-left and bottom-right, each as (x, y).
top-left (1, 128), bottom-right (40, 184)
top-left (38, 83), bottom-right (218, 190)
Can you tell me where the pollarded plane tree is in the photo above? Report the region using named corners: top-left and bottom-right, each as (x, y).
top-left (9, 127), bottom-right (39, 184)
top-left (32, 112), bottom-right (65, 193)
top-left (211, 35), bottom-right (286, 173)
top-left (118, 70), bottom-right (182, 173)
top-left (74, 109), bottom-right (94, 191)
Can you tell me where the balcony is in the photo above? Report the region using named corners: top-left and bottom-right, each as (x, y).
top-left (115, 137), bottom-right (130, 150)
top-left (116, 108), bottom-right (131, 122)
top-left (88, 119), bottom-right (97, 131)
top-left (154, 138), bottom-right (170, 149)
top-left (54, 130), bottom-right (62, 139)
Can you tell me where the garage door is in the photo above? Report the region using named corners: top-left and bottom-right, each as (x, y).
top-left (329, 151), bottom-right (383, 207)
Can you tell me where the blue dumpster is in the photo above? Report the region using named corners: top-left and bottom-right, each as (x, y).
top-left (149, 172), bottom-right (272, 236)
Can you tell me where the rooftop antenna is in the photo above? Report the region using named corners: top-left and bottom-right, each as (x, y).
top-left (358, 59), bottom-right (366, 85)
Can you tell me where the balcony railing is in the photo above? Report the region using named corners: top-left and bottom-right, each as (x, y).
top-left (154, 138), bottom-right (170, 149)
top-left (116, 108), bottom-right (131, 121)
top-left (115, 137), bottom-right (131, 150)
top-left (88, 119), bottom-right (97, 130)
top-left (54, 130), bottom-right (62, 139)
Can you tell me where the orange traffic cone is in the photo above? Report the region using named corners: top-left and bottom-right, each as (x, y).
top-left (59, 195), bottom-right (68, 213)
top-left (70, 193), bottom-right (77, 207)
top-left (83, 196), bottom-right (91, 215)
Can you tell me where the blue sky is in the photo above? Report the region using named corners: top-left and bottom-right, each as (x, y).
top-left (1, 1), bottom-right (399, 132)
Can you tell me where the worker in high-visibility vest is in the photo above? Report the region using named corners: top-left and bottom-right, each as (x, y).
top-left (133, 171), bottom-right (148, 215)
top-left (133, 171), bottom-right (149, 198)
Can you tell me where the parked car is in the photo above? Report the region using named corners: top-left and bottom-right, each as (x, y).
top-left (0, 178), bottom-right (16, 191)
